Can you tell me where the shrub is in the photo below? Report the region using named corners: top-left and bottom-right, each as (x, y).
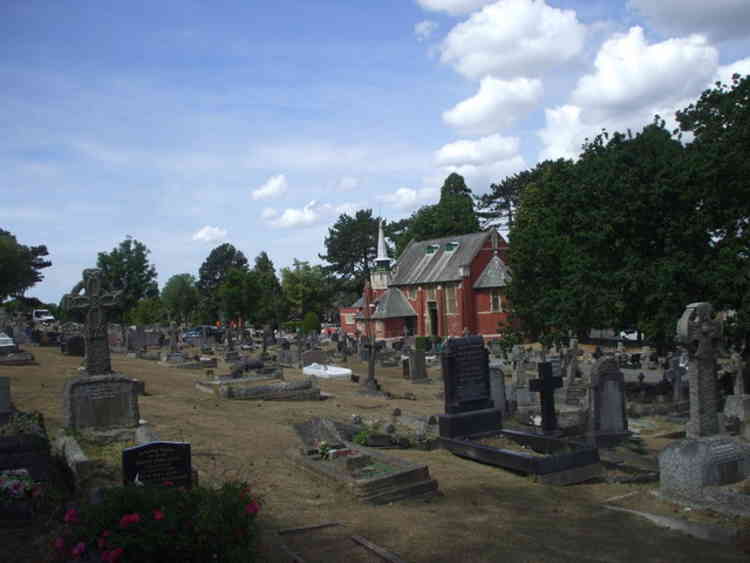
top-left (53, 481), bottom-right (260, 563)
top-left (302, 312), bottom-right (320, 335)
top-left (415, 336), bottom-right (428, 351)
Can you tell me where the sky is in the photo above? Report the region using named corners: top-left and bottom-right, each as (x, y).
top-left (3, 0), bottom-right (750, 304)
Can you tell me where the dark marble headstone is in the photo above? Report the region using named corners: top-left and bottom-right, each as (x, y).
top-left (438, 336), bottom-right (501, 438)
top-left (122, 441), bottom-right (191, 488)
top-left (62, 334), bottom-right (85, 357)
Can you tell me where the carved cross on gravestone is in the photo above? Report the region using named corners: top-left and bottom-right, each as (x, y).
top-left (529, 362), bottom-right (563, 434)
top-left (677, 302), bottom-right (722, 438)
top-left (62, 268), bottom-right (122, 376)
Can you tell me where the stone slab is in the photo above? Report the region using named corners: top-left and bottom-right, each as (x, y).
top-left (63, 374), bottom-right (139, 431)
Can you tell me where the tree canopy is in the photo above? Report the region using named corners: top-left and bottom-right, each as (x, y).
top-left (319, 209), bottom-right (385, 293)
top-left (197, 243), bottom-right (248, 322)
top-left (96, 236), bottom-right (158, 320)
top-left (251, 251), bottom-right (283, 327)
top-left (280, 260), bottom-right (336, 321)
top-left (161, 274), bottom-right (199, 324)
top-left (0, 229), bottom-right (51, 301)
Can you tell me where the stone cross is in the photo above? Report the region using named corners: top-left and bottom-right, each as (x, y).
top-left (529, 362), bottom-right (563, 434)
top-left (676, 302), bottom-right (722, 438)
top-left (62, 268), bottom-right (122, 376)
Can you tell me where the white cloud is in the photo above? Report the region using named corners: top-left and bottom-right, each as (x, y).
top-left (378, 186), bottom-right (439, 211)
top-left (192, 225), bottom-right (228, 242)
top-left (572, 27), bottom-right (718, 121)
top-left (538, 27), bottom-right (722, 161)
top-left (261, 207), bottom-right (278, 220)
top-left (716, 57), bottom-right (750, 85)
top-left (435, 134), bottom-right (519, 167)
top-left (414, 20), bottom-right (439, 42)
top-left (441, 0), bottom-right (586, 79)
top-left (443, 76), bottom-right (542, 136)
top-left (628, 0), bottom-right (750, 42)
top-left (416, 0), bottom-right (496, 16)
top-left (251, 173), bottom-right (288, 200)
top-left (336, 176), bottom-right (359, 191)
top-left (264, 200), bottom-right (359, 228)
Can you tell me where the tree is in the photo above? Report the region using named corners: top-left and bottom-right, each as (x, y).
top-left (217, 268), bottom-right (260, 323)
top-left (252, 251), bottom-right (283, 327)
top-left (161, 274), bottom-right (199, 323)
top-left (0, 229), bottom-right (51, 301)
top-left (476, 167), bottom-right (545, 231)
top-left (319, 209), bottom-right (384, 292)
top-left (96, 236), bottom-right (158, 321)
top-left (128, 297), bottom-right (165, 325)
top-left (677, 73), bottom-right (750, 349)
top-left (396, 173), bottom-right (480, 250)
top-left (302, 311), bottom-right (320, 334)
top-left (281, 260), bottom-right (336, 321)
top-left (197, 243), bottom-right (248, 322)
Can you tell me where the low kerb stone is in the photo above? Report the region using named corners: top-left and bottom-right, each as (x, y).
top-left (63, 374), bottom-right (140, 431)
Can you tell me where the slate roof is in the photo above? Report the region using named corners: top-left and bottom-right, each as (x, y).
top-left (473, 254), bottom-right (510, 289)
top-left (389, 231), bottom-right (493, 286)
top-left (371, 288), bottom-right (417, 319)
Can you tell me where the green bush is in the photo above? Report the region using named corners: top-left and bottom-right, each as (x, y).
top-left (302, 311), bottom-right (320, 334)
top-left (53, 481), bottom-right (260, 563)
top-left (415, 336), bottom-right (428, 351)
top-left (353, 430), bottom-right (370, 446)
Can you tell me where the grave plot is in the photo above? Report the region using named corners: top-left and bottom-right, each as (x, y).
top-left (288, 418), bottom-right (439, 504)
top-left (438, 337), bottom-right (603, 485)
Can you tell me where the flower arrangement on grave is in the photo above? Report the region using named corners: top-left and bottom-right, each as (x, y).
top-left (0, 411), bottom-right (46, 438)
top-left (0, 469), bottom-right (42, 503)
top-left (52, 481), bottom-right (261, 563)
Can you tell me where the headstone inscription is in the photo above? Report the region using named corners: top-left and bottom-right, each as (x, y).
top-left (122, 441), bottom-right (192, 488)
top-left (438, 335), bottom-right (502, 438)
top-left (63, 375), bottom-right (139, 431)
top-left (62, 268), bottom-right (123, 376)
top-left (588, 358), bottom-right (629, 444)
top-left (529, 362), bottom-right (563, 434)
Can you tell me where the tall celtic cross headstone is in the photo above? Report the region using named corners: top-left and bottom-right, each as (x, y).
top-left (62, 268), bottom-right (122, 376)
top-left (676, 302), bottom-right (722, 438)
top-left (529, 362), bottom-right (563, 434)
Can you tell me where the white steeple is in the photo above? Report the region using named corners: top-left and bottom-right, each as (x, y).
top-left (371, 220), bottom-right (392, 290)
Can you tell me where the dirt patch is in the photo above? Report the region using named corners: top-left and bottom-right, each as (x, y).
top-left (1, 347), bottom-right (748, 562)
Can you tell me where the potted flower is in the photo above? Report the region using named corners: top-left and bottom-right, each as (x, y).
top-left (0, 468), bottom-right (42, 526)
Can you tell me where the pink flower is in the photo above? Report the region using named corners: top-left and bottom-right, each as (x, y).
top-left (64, 508), bottom-right (79, 524)
top-left (153, 509), bottom-right (165, 521)
top-left (119, 513), bottom-right (141, 528)
top-left (53, 537), bottom-right (65, 551)
top-left (71, 542), bottom-right (86, 558)
top-left (102, 548), bottom-right (124, 562)
top-left (162, 481), bottom-right (174, 487)
top-left (245, 501), bottom-right (260, 515)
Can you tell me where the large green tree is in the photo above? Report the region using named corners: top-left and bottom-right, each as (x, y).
top-left (252, 251), bottom-right (283, 327)
top-left (96, 236), bottom-right (158, 320)
top-left (281, 260), bottom-right (336, 321)
top-left (197, 243), bottom-right (248, 322)
top-left (0, 229), bottom-right (51, 301)
top-left (319, 209), bottom-right (384, 292)
top-left (217, 268), bottom-right (260, 323)
top-left (476, 167), bottom-right (544, 230)
top-left (677, 73), bottom-right (750, 349)
top-left (161, 274), bottom-right (199, 323)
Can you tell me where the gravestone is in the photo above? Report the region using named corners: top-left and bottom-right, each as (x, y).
top-left (303, 349), bottom-right (327, 366)
top-left (660, 302), bottom-right (750, 500)
top-left (666, 354), bottom-right (688, 403)
top-left (725, 351), bottom-right (750, 422)
top-left (61, 268), bottom-right (123, 376)
top-left (123, 441), bottom-right (192, 488)
top-left (224, 324), bottom-right (240, 362)
top-left (408, 348), bottom-right (428, 383)
top-left (0, 377), bottom-right (12, 415)
top-left (565, 338), bottom-right (580, 385)
top-left (63, 375), bottom-right (139, 431)
top-left (62, 334), bottom-right (85, 357)
top-left (548, 356), bottom-right (562, 379)
top-left (489, 360), bottom-right (507, 416)
top-left (529, 362), bottom-right (563, 434)
top-left (161, 322), bottom-right (185, 363)
top-left (438, 335), bottom-right (502, 438)
top-left (588, 358), bottom-right (629, 444)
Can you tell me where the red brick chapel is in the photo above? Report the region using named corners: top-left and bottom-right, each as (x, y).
top-left (339, 222), bottom-right (511, 340)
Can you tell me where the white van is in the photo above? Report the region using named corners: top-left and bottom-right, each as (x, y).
top-left (32, 309), bottom-right (55, 324)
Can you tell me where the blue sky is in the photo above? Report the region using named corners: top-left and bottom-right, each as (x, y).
top-left (3, 0), bottom-right (750, 303)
